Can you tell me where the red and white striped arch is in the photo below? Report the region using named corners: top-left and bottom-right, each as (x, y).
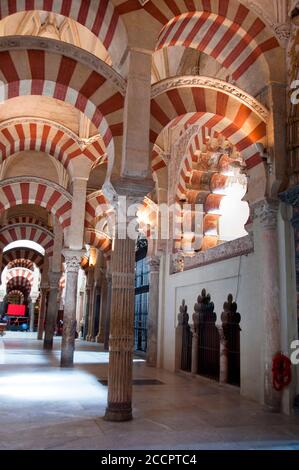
top-left (6, 289), bottom-right (25, 302)
top-left (0, 0), bottom-right (128, 70)
top-left (85, 190), bottom-right (113, 229)
top-left (7, 216), bottom-right (47, 227)
top-left (176, 126), bottom-right (240, 200)
top-left (7, 259), bottom-right (34, 271)
top-left (6, 276), bottom-right (32, 295)
top-left (6, 268), bottom-right (34, 286)
top-left (0, 49), bottom-right (124, 163)
top-left (0, 223), bottom-right (54, 254)
top-left (0, 119), bottom-right (107, 175)
top-left (85, 229), bottom-right (112, 259)
top-left (116, 0), bottom-right (279, 46)
top-left (150, 84), bottom-right (267, 172)
top-left (0, 178), bottom-right (72, 230)
top-left (156, 12), bottom-right (278, 83)
top-left (3, 249), bottom-right (44, 271)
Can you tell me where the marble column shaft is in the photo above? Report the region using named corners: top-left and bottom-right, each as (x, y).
top-left (105, 236), bottom-right (136, 422)
top-left (104, 273), bottom-right (112, 351)
top-left (29, 300), bottom-right (35, 332)
top-left (60, 251), bottom-right (83, 367)
top-left (83, 286), bottom-right (91, 339)
top-left (37, 287), bottom-right (48, 340)
top-left (191, 327), bottom-right (199, 375)
top-left (86, 267), bottom-right (95, 341)
top-left (218, 326), bottom-right (229, 384)
top-left (97, 276), bottom-right (108, 343)
top-left (43, 272), bottom-right (61, 350)
top-left (255, 200), bottom-right (282, 411)
top-left (146, 256), bottom-right (160, 367)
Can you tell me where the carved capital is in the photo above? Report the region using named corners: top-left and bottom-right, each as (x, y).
top-left (148, 256), bottom-right (160, 272)
top-left (273, 22), bottom-right (292, 42)
top-left (172, 253), bottom-right (185, 273)
top-left (110, 176), bottom-right (155, 200)
top-left (253, 200), bottom-right (279, 229)
top-left (63, 249), bottom-right (85, 273)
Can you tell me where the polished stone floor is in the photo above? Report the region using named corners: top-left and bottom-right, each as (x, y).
top-left (0, 332), bottom-right (299, 450)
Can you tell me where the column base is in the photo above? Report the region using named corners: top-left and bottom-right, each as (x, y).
top-left (60, 362), bottom-right (74, 368)
top-left (43, 339), bottom-right (53, 350)
top-left (60, 356), bottom-right (74, 368)
top-left (104, 403), bottom-right (133, 422)
top-left (96, 334), bottom-right (104, 344)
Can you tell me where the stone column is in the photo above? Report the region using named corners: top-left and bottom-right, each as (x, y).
top-left (68, 178), bottom-right (88, 250)
top-left (83, 283), bottom-right (91, 339)
top-left (37, 286), bottom-right (48, 340)
top-left (218, 326), bottom-right (228, 384)
top-left (96, 275), bottom-right (108, 343)
top-left (104, 273), bottom-right (112, 351)
top-left (60, 250), bottom-right (83, 367)
top-left (29, 299), bottom-right (35, 332)
top-left (86, 267), bottom-right (95, 341)
top-left (146, 256), bottom-right (160, 367)
top-left (120, 49), bottom-right (152, 177)
top-left (43, 272), bottom-right (61, 350)
top-left (191, 325), bottom-right (199, 375)
top-left (104, 220), bottom-right (136, 422)
top-left (280, 187), bottom-right (299, 335)
top-left (92, 284), bottom-right (101, 340)
top-left (254, 200), bottom-right (282, 411)
top-left (191, 300), bottom-right (200, 375)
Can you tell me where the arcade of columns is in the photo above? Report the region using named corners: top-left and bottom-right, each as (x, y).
top-left (0, 0), bottom-right (298, 420)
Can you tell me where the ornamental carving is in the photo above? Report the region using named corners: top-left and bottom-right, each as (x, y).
top-left (253, 200), bottom-right (279, 228)
top-left (63, 250), bottom-right (85, 273)
top-left (177, 299), bottom-right (189, 326)
top-left (151, 76), bottom-right (269, 122)
top-left (193, 289), bottom-right (216, 334)
top-left (221, 294), bottom-right (241, 340)
top-left (273, 23), bottom-right (291, 41)
top-left (245, 0), bottom-right (290, 44)
top-left (171, 236), bottom-right (254, 274)
top-left (172, 254), bottom-right (185, 273)
top-left (148, 256), bottom-right (160, 272)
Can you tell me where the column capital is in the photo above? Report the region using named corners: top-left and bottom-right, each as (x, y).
top-left (148, 256), bottom-right (161, 272)
top-left (63, 249), bottom-right (85, 273)
top-left (253, 199), bottom-right (279, 229)
top-left (110, 176), bottom-right (154, 200)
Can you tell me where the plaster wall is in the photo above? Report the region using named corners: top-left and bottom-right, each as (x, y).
top-left (158, 247), bottom-right (265, 404)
